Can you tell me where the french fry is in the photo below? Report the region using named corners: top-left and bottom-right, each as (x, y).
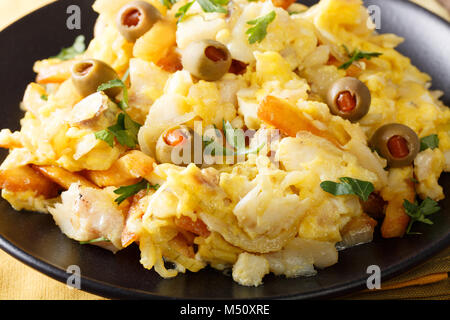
top-left (156, 47), bottom-right (183, 73)
top-left (33, 165), bottom-right (97, 189)
top-left (121, 189), bottom-right (149, 248)
top-left (271, 0), bottom-right (296, 10)
top-left (381, 168), bottom-right (416, 238)
top-left (0, 165), bottom-right (60, 198)
top-left (35, 59), bottom-right (74, 84)
top-left (133, 19), bottom-right (177, 64)
top-left (258, 95), bottom-right (341, 147)
top-left (0, 131), bottom-right (22, 149)
top-left (84, 150), bottom-right (155, 188)
top-left (174, 215), bottom-right (211, 238)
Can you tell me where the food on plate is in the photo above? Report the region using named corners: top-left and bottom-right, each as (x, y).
top-left (71, 59), bottom-right (121, 98)
top-left (326, 77), bottom-right (371, 122)
top-left (0, 0), bottom-right (448, 287)
top-left (116, 1), bottom-right (162, 42)
top-left (182, 39), bottom-right (232, 81)
top-left (369, 123), bottom-right (420, 168)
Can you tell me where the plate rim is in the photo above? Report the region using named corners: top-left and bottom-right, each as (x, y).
top-left (0, 0), bottom-right (449, 300)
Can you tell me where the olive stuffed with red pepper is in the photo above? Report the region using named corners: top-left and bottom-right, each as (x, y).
top-left (370, 123), bottom-right (420, 167)
top-left (326, 77), bottom-right (371, 122)
top-left (116, 1), bottom-right (161, 42)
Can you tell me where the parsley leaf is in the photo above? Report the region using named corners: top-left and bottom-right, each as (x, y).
top-left (223, 120), bottom-right (245, 153)
top-left (95, 112), bottom-right (141, 149)
top-left (80, 237), bottom-right (110, 245)
top-left (404, 197), bottom-right (440, 234)
top-left (420, 134), bottom-right (439, 151)
top-left (320, 177), bottom-right (374, 202)
top-left (107, 113), bottom-right (142, 148)
top-left (95, 129), bottom-right (115, 148)
top-left (51, 35), bottom-right (86, 61)
top-left (223, 120), bottom-right (264, 156)
top-left (114, 180), bottom-right (160, 204)
top-left (121, 68), bottom-right (130, 83)
top-left (161, 0), bottom-right (178, 9)
top-left (246, 11), bottom-right (276, 44)
top-left (203, 129), bottom-right (235, 157)
top-left (175, 1), bottom-right (194, 23)
top-left (40, 94), bottom-right (48, 101)
top-left (98, 79), bottom-right (129, 110)
top-left (196, 0), bottom-right (228, 14)
top-left (95, 78), bottom-right (141, 148)
top-left (338, 45), bottom-right (382, 70)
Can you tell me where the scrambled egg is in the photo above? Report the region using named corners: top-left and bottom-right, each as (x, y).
top-left (0, 0), bottom-right (448, 287)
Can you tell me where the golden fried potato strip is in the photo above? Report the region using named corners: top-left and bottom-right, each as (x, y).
top-left (258, 95), bottom-right (341, 147)
top-left (0, 165), bottom-right (60, 198)
top-left (35, 59), bottom-right (74, 84)
top-left (84, 150), bottom-right (155, 188)
top-left (33, 165), bottom-right (97, 189)
top-left (381, 170), bottom-right (415, 238)
top-left (271, 0), bottom-right (296, 10)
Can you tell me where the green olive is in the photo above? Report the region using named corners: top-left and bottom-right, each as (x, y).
top-left (71, 59), bottom-right (120, 98)
top-left (116, 1), bottom-right (161, 42)
top-left (156, 125), bottom-right (195, 165)
top-left (370, 123), bottom-right (420, 168)
top-left (326, 77), bottom-right (371, 122)
top-left (182, 40), bottom-right (232, 81)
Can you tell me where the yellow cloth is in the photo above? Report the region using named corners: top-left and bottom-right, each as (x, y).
top-left (343, 246), bottom-right (450, 300)
top-left (0, 0), bottom-right (449, 300)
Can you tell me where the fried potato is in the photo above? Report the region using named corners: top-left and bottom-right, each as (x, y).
top-left (121, 189), bottom-right (150, 248)
top-left (84, 150), bottom-right (155, 187)
top-left (0, 130), bottom-right (22, 149)
top-left (271, 0), bottom-right (296, 10)
top-left (258, 95), bottom-right (341, 147)
top-left (22, 83), bottom-right (48, 117)
top-left (174, 215), bottom-right (211, 238)
top-left (33, 165), bottom-right (97, 189)
top-left (34, 59), bottom-right (74, 84)
top-left (381, 167), bottom-right (415, 238)
top-left (0, 165), bottom-right (60, 198)
top-left (133, 19), bottom-right (177, 64)
top-left (156, 47), bottom-right (183, 73)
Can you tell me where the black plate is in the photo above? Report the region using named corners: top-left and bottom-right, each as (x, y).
top-left (0, 0), bottom-right (449, 300)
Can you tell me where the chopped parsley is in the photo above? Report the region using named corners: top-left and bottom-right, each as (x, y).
top-left (40, 94), bottom-right (48, 101)
top-left (203, 121), bottom-right (265, 157)
top-left (121, 68), bottom-right (130, 83)
top-left (196, 0), bottom-right (228, 14)
top-left (114, 180), bottom-right (160, 204)
top-left (98, 79), bottom-right (129, 110)
top-left (403, 197), bottom-right (440, 234)
top-left (51, 35), bottom-right (86, 61)
top-left (95, 112), bottom-right (141, 148)
top-left (246, 11), bottom-right (276, 44)
top-left (174, 0), bottom-right (228, 21)
top-left (95, 79), bottom-right (141, 149)
top-left (410, 177), bottom-right (419, 184)
top-left (80, 237), bottom-right (110, 245)
top-left (338, 45), bottom-right (382, 70)
top-left (320, 177), bottom-right (374, 202)
top-left (175, 1), bottom-right (194, 23)
top-left (161, 0), bottom-right (178, 9)
top-left (223, 120), bottom-right (264, 156)
top-left (95, 129), bottom-right (115, 148)
top-left (420, 134), bottom-right (439, 151)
